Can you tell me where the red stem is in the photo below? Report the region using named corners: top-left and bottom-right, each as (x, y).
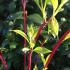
top-left (0, 51), bottom-right (8, 70)
top-left (44, 29), bottom-right (70, 68)
top-left (21, 0), bottom-right (27, 70)
top-left (35, 18), bottom-right (50, 42)
top-left (35, 20), bottom-right (47, 42)
top-left (28, 50), bottom-right (32, 70)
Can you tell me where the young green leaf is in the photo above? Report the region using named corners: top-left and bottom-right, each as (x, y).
top-left (33, 47), bottom-right (51, 54)
top-left (33, 65), bottom-right (38, 70)
top-left (10, 43), bottom-right (16, 49)
top-left (10, 30), bottom-right (29, 42)
top-left (0, 48), bottom-right (8, 52)
top-left (44, 0), bottom-right (50, 10)
top-left (51, 0), bottom-right (58, 11)
top-left (27, 25), bottom-right (34, 38)
top-left (22, 48), bottom-right (30, 53)
top-left (34, 0), bottom-right (41, 10)
top-left (29, 32), bottom-right (37, 49)
top-left (27, 25), bottom-right (36, 49)
top-left (43, 67), bottom-right (48, 70)
top-left (32, 32), bottom-right (37, 40)
top-left (39, 54), bottom-right (45, 64)
top-left (28, 14), bottom-right (43, 24)
top-left (8, 11), bottom-right (23, 20)
top-left (29, 40), bottom-right (35, 49)
top-left (61, 0), bottom-right (69, 5)
top-left (40, 0), bottom-right (43, 9)
top-left (34, 0), bottom-right (47, 19)
top-left (44, 54), bottom-right (50, 66)
top-left (48, 17), bottom-right (59, 38)
top-left (54, 0), bottom-right (69, 16)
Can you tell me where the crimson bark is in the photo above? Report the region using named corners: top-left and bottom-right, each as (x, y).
top-left (0, 51), bottom-right (8, 70)
top-left (21, 0), bottom-right (27, 70)
top-left (44, 29), bottom-right (70, 68)
top-left (28, 50), bottom-right (32, 70)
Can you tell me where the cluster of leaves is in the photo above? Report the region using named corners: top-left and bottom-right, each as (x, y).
top-left (0, 0), bottom-right (70, 70)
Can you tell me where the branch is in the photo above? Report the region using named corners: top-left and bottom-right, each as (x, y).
top-left (44, 29), bottom-right (70, 68)
top-left (21, 0), bottom-right (27, 70)
top-left (0, 51), bottom-right (8, 70)
top-left (28, 49), bottom-right (32, 70)
top-left (35, 18), bottom-right (50, 42)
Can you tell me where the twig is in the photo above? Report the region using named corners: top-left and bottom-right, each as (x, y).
top-left (35, 19), bottom-right (49, 42)
top-left (28, 49), bottom-right (32, 70)
top-left (44, 29), bottom-right (70, 68)
top-left (0, 51), bottom-right (8, 70)
top-left (21, 0), bottom-right (27, 70)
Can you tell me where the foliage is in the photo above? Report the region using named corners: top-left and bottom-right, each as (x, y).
top-left (0, 0), bottom-right (70, 70)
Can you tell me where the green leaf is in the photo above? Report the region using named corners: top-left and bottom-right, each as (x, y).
top-left (34, 0), bottom-right (41, 10)
top-left (33, 65), bottom-right (38, 70)
top-left (51, 0), bottom-right (58, 11)
top-left (14, 11), bottom-right (23, 19)
top-left (39, 54), bottom-right (45, 64)
top-left (44, 0), bottom-right (50, 10)
top-left (29, 41), bottom-right (35, 49)
top-left (0, 48), bottom-right (8, 52)
top-left (43, 68), bottom-right (48, 70)
top-left (44, 54), bottom-right (50, 66)
top-left (61, 0), bottom-right (69, 5)
top-left (10, 43), bottom-right (16, 49)
top-left (48, 17), bottom-right (59, 38)
top-left (40, 0), bottom-right (43, 9)
top-left (28, 14), bottom-right (43, 24)
top-left (27, 25), bottom-right (37, 40)
top-left (27, 25), bottom-right (36, 49)
top-left (54, 0), bottom-right (69, 16)
top-left (34, 0), bottom-right (47, 19)
top-left (33, 47), bottom-right (51, 54)
top-left (32, 32), bottom-right (37, 40)
top-left (27, 25), bottom-right (34, 38)
top-left (22, 48), bottom-right (30, 53)
top-left (10, 30), bottom-right (29, 42)
top-left (63, 33), bottom-right (70, 41)
top-left (8, 11), bottom-right (23, 20)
